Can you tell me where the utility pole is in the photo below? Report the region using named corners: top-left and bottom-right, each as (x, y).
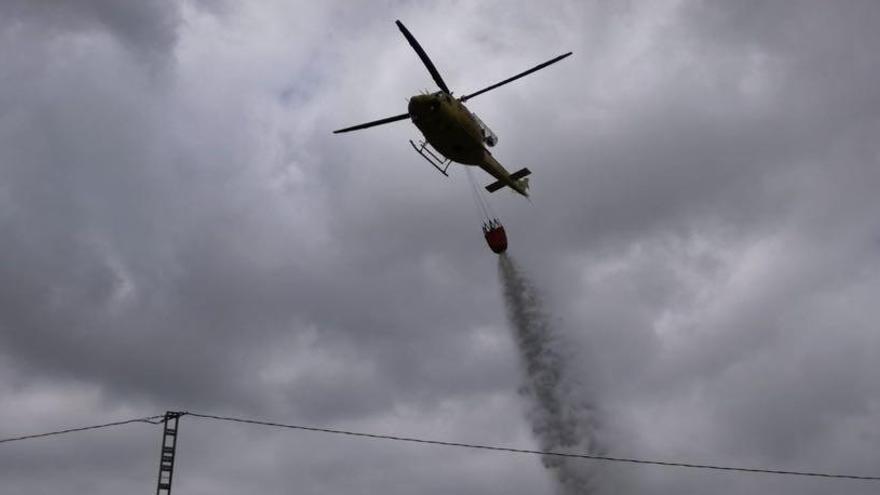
top-left (155, 411), bottom-right (186, 495)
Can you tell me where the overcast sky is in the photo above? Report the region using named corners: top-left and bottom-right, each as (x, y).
top-left (2, 1), bottom-right (879, 494)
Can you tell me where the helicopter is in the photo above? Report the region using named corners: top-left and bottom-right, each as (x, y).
top-left (334, 20), bottom-right (572, 198)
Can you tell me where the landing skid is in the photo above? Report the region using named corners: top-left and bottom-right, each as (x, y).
top-left (409, 139), bottom-right (451, 176)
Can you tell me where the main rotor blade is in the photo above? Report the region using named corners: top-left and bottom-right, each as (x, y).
top-left (333, 112), bottom-right (410, 134)
top-left (395, 20), bottom-right (452, 94)
top-left (459, 52), bottom-right (573, 102)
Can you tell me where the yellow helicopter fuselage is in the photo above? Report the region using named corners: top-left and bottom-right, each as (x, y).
top-left (408, 93), bottom-right (484, 164)
top-left (407, 92), bottom-right (528, 196)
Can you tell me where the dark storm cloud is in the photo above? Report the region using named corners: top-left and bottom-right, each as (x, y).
top-left (509, 3), bottom-right (880, 493)
top-left (0, 0), bottom-right (181, 59)
top-left (2, 1), bottom-right (880, 494)
top-left (0, 0), bottom-right (515, 449)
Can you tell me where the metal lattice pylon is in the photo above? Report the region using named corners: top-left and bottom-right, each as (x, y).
top-left (155, 412), bottom-right (185, 495)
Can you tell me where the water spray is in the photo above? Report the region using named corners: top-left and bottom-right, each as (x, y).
top-left (498, 253), bottom-right (603, 494)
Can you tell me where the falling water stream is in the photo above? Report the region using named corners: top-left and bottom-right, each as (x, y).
top-left (498, 253), bottom-right (603, 494)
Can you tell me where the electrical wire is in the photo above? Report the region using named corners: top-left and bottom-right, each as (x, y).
top-left (3, 410), bottom-right (877, 481)
top-left (185, 412), bottom-right (880, 481)
top-left (0, 414), bottom-right (166, 445)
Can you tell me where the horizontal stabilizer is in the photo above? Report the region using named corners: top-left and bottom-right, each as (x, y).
top-left (510, 167), bottom-right (531, 181)
top-left (486, 180), bottom-right (506, 193)
top-left (485, 167), bottom-right (531, 193)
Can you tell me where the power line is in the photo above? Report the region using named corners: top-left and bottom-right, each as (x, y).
top-left (0, 414), bottom-right (166, 445)
top-left (3, 411), bottom-right (877, 481)
top-left (186, 411), bottom-right (880, 481)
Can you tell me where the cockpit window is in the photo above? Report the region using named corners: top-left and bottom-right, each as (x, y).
top-left (470, 111), bottom-right (498, 147)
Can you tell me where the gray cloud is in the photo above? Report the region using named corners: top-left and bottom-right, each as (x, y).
top-left (0, 0), bottom-right (182, 67)
top-left (1, 1), bottom-right (879, 494)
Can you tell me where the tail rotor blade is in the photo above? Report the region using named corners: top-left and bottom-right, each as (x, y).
top-left (459, 52), bottom-right (572, 102)
top-left (396, 20), bottom-right (452, 94)
top-left (333, 112), bottom-right (410, 134)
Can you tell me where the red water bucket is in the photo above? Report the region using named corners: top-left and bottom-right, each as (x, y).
top-left (482, 220), bottom-right (508, 254)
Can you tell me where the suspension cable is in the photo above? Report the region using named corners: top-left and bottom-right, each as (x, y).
top-left (465, 167), bottom-right (492, 222)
